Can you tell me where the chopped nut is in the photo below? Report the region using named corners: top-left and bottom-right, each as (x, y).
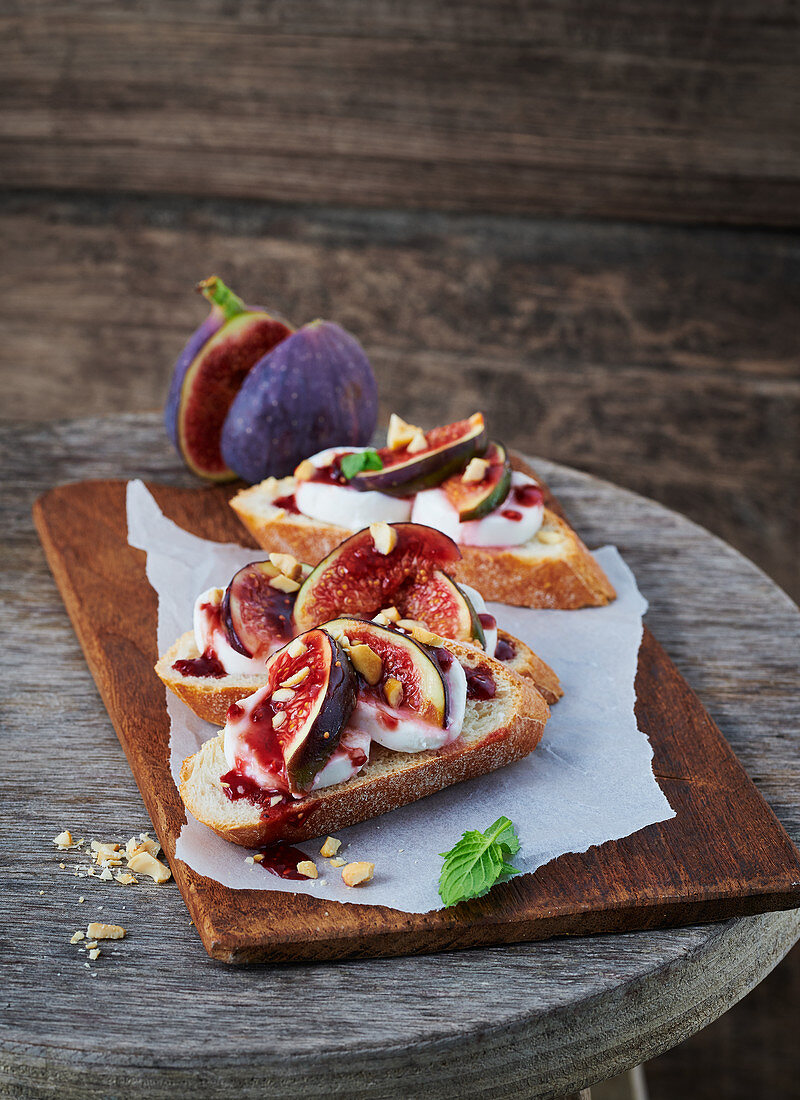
top-left (53, 830), bottom-right (74, 849)
top-left (269, 574), bottom-right (301, 594)
top-left (70, 931), bottom-right (85, 944)
top-left (380, 606), bottom-right (400, 623)
top-left (85, 940), bottom-right (99, 950)
top-left (320, 836), bottom-right (341, 858)
top-left (406, 429), bottom-right (428, 454)
top-left (296, 860), bottom-right (318, 879)
top-left (272, 710), bottom-right (288, 729)
top-left (536, 528), bottom-right (563, 544)
top-left (271, 687), bottom-right (294, 703)
top-left (383, 677), bottom-right (404, 708)
top-left (269, 796), bottom-right (283, 807)
top-left (294, 459), bottom-right (316, 481)
top-left (348, 644), bottom-right (383, 685)
top-left (329, 857), bottom-right (346, 868)
top-left (369, 521), bottom-right (398, 555)
top-left (98, 868), bottom-right (113, 881)
top-left (126, 835), bottom-right (160, 860)
top-left (114, 872), bottom-right (137, 885)
top-left (91, 841), bottom-right (121, 864)
top-left (59, 862), bottom-right (66, 869)
top-left (280, 666), bottom-right (310, 688)
top-left (88, 948), bottom-right (101, 961)
top-left (269, 552), bottom-right (302, 581)
top-left (462, 457), bottom-right (489, 483)
top-left (253, 853), bottom-right (265, 862)
top-left (397, 620), bottom-right (444, 646)
top-left (126, 851), bottom-right (171, 884)
top-left (245, 856), bottom-right (254, 865)
top-left (286, 638), bottom-right (307, 660)
top-left (341, 862), bottom-right (374, 887)
top-left (78, 896), bottom-right (85, 904)
top-left (386, 413), bottom-right (420, 451)
top-left (86, 922), bottom-right (126, 940)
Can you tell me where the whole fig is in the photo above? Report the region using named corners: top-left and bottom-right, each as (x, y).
top-left (164, 276), bottom-right (292, 481)
top-left (220, 320), bottom-right (379, 483)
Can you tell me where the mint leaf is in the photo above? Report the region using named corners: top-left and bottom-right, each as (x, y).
top-left (438, 816), bottom-right (521, 907)
top-left (340, 450), bottom-right (383, 479)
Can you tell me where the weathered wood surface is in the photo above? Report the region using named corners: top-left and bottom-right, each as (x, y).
top-left (2, 414), bottom-right (799, 1097)
top-left (1, 1), bottom-right (798, 225)
top-left (3, 192), bottom-right (799, 601)
top-left (32, 474), bottom-right (800, 962)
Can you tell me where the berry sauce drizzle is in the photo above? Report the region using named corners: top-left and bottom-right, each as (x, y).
top-left (173, 647), bottom-right (226, 679)
top-left (494, 636), bottom-right (516, 661)
top-left (273, 493), bottom-right (301, 514)
top-left (256, 842), bottom-right (310, 880)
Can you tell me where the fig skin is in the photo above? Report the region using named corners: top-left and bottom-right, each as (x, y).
top-left (164, 277), bottom-right (292, 481)
top-left (221, 320), bottom-right (378, 484)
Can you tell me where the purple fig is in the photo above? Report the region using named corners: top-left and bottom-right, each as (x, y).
top-left (220, 320), bottom-right (378, 483)
top-left (164, 277), bottom-right (292, 481)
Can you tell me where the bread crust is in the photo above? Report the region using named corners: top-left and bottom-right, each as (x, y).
top-left (229, 470), bottom-right (615, 610)
top-left (179, 642), bottom-right (549, 847)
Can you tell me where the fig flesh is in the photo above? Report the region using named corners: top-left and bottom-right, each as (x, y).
top-left (222, 561), bottom-right (296, 657)
top-left (292, 523), bottom-right (461, 632)
top-left (165, 277), bottom-right (292, 481)
top-left (402, 571), bottom-right (485, 647)
top-left (229, 629), bottom-right (358, 796)
top-left (221, 320), bottom-right (378, 483)
top-left (349, 413), bottom-right (487, 497)
top-left (442, 441), bottom-right (512, 521)
top-left (322, 618), bottom-right (447, 726)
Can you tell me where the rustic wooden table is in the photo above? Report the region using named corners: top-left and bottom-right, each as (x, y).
top-left (2, 414), bottom-right (799, 1099)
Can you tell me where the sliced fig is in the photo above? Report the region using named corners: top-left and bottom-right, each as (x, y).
top-left (221, 320), bottom-right (378, 483)
top-left (222, 561), bottom-right (296, 657)
top-left (402, 571), bottom-right (485, 648)
top-left (348, 413), bottom-right (488, 497)
top-left (441, 441), bottom-right (512, 521)
top-left (292, 523), bottom-right (461, 632)
top-left (228, 629), bottom-right (358, 795)
top-left (165, 277), bottom-right (293, 481)
top-left (323, 618), bottom-right (447, 726)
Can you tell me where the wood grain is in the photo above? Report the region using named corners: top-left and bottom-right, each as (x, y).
top-left (31, 474), bottom-right (800, 963)
top-left (3, 192), bottom-right (798, 601)
top-left (1, 1), bottom-right (798, 225)
top-left (4, 415), bottom-right (800, 1097)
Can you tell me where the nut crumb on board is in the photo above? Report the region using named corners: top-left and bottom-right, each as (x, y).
top-left (342, 862), bottom-right (375, 887)
top-left (320, 836), bottom-right (341, 858)
top-left (126, 851), bottom-right (171, 883)
top-left (87, 922), bottom-right (126, 940)
top-left (297, 861), bottom-right (318, 879)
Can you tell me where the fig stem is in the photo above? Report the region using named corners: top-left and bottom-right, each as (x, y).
top-left (196, 276), bottom-right (246, 321)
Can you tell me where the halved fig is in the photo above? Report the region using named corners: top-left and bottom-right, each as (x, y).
top-left (402, 571), bottom-right (485, 648)
top-left (323, 618), bottom-right (447, 726)
top-left (441, 441), bottom-right (512, 521)
top-left (293, 523), bottom-right (461, 631)
top-left (229, 629), bottom-right (358, 795)
top-left (222, 561), bottom-right (296, 657)
top-left (348, 413), bottom-right (488, 497)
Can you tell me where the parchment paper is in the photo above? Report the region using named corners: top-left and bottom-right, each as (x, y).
top-left (127, 479), bottom-right (674, 912)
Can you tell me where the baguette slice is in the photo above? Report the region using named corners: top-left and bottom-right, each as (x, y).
top-left (179, 641), bottom-right (549, 847)
top-left (157, 624), bottom-right (562, 726)
top-left (229, 461), bottom-right (615, 609)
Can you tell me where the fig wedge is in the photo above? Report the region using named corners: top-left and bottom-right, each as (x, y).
top-left (348, 413), bottom-right (487, 497)
top-left (165, 277), bottom-right (292, 481)
top-left (442, 441), bottom-right (512, 521)
top-left (323, 618), bottom-right (447, 726)
top-left (292, 523), bottom-right (461, 631)
top-left (222, 561), bottom-right (296, 657)
top-left (402, 571), bottom-right (485, 647)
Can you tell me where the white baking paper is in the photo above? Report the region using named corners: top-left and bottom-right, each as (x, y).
top-left (127, 479), bottom-right (674, 912)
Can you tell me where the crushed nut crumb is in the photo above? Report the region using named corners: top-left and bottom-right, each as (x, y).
top-left (280, 666), bottom-right (310, 688)
top-left (126, 851), bottom-right (171, 884)
top-left (369, 521), bottom-right (398, 555)
top-left (329, 857), bottom-right (346, 868)
top-left (348, 643), bottom-right (383, 685)
top-left (406, 429), bottom-right (428, 454)
top-left (272, 710), bottom-right (288, 729)
top-left (320, 837), bottom-right (341, 858)
top-left (386, 413), bottom-right (420, 451)
top-left (88, 948), bottom-right (100, 961)
top-left (462, 456), bottom-right (489, 483)
top-left (70, 931), bottom-right (85, 944)
top-left (286, 638), bottom-right (307, 660)
top-left (383, 677), bottom-right (404, 708)
top-left (294, 459), bottom-right (316, 481)
top-left (269, 551), bottom-right (302, 581)
top-left (341, 862), bottom-right (374, 887)
top-left (297, 860), bottom-right (318, 879)
top-left (269, 574), bottom-right (301, 594)
top-left (536, 528), bottom-right (563, 544)
top-left (53, 830), bottom-right (74, 849)
top-left (271, 687), bottom-right (294, 703)
top-left (86, 922), bottom-right (126, 940)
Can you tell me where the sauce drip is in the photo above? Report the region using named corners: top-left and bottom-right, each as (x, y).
top-left (273, 493), bottom-right (300, 514)
top-left (513, 483), bottom-right (544, 507)
top-left (494, 636), bottom-right (516, 661)
top-left (257, 841), bottom-right (310, 880)
top-left (220, 768), bottom-right (280, 809)
top-left (501, 509), bottom-right (523, 521)
top-left (309, 455), bottom-right (348, 486)
top-left (478, 612), bottom-right (496, 632)
top-left (173, 647), bottom-right (226, 679)
top-left (464, 665), bottom-right (497, 700)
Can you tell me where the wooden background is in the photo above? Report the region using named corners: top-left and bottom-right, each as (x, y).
top-left (2, 2), bottom-right (799, 1096)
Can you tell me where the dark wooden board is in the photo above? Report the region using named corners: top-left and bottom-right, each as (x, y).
top-left (2, 1), bottom-right (799, 226)
top-left (32, 477), bottom-right (800, 963)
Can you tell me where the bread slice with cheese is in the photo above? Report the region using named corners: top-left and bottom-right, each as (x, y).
top-left (229, 458), bottom-right (614, 610)
top-left (179, 640), bottom-right (549, 848)
top-left (156, 623), bottom-right (562, 727)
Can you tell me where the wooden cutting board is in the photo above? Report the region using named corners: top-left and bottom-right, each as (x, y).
top-left (33, 477), bottom-right (800, 963)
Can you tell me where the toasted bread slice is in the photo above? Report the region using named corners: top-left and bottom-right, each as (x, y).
top-left (157, 625), bottom-right (562, 725)
top-left (179, 641), bottom-right (549, 847)
top-left (229, 464), bottom-right (615, 610)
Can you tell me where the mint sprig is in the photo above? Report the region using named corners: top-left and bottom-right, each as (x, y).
top-left (438, 816), bottom-right (521, 907)
top-left (340, 449), bottom-right (383, 480)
